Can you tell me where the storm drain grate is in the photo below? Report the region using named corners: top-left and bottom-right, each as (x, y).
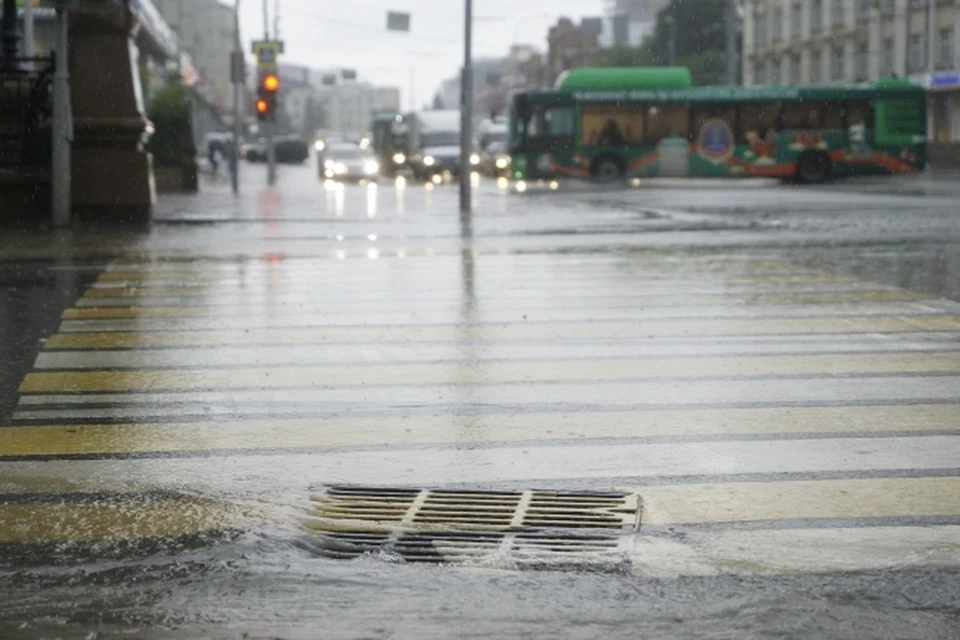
top-left (304, 486), bottom-right (641, 569)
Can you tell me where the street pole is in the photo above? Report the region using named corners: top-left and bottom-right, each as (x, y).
top-left (1, 0), bottom-right (20, 72)
top-left (23, 0), bottom-right (34, 70)
top-left (459, 0), bottom-right (473, 221)
top-left (263, 0), bottom-right (276, 185)
top-left (725, 0), bottom-right (738, 85)
top-left (51, 6), bottom-right (71, 227)
top-left (231, 0), bottom-right (241, 194)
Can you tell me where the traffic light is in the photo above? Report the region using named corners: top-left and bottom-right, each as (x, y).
top-left (256, 72), bottom-right (280, 122)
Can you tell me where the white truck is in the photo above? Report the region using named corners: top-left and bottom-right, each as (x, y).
top-left (408, 110), bottom-right (463, 180)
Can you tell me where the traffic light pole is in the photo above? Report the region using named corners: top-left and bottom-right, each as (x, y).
top-left (263, 0), bottom-right (276, 186)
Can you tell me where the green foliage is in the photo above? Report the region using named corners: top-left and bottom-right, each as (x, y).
top-left (651, 0), bottom-right (728, 63)
top-left (591, 44), bottom-right (655, 68)
top-left (683, 49), bottom-right (725, 86)
top-left (146, 79), bottom-right (196, 167)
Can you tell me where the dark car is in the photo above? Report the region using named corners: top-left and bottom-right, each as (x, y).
top-left (274, 136), bottom-right (309, 164)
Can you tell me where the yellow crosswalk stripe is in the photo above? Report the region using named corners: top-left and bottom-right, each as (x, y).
top-left (0, 498), bottom-right (268, 544)
top-left (65, 289), bottom-right (931, 318)
top-left (41, 315), bottom-right (960, 349)
top-left (18, 352), bottom-right (960, 393)
top-left (1, 405), bottom-right (958, 457)
top-left (636, 476), bottom-right (960, 526)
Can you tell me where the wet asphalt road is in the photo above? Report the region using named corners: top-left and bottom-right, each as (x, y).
top-left (1, 164), bottom-right (960, 639)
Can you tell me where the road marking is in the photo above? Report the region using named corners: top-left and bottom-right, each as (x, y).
top-left (629, 526), bottom-right (960, 577)
top-left (32, 336), bottom-right (960, 370)
top-left (1, 405), bottom-right (958, 457)
top-left (18, 352), bottom-right (960, 393)
top-left (40, 316), bottom-right (960, 349)
top-left (0, 498), bottom-right (267, 544)
top-left (69, 288), bottom-right (931, 312)
top-left (0, 436), bottom-right (958, 490)
top-left (14, 376), bottom-right (960, 416)
top-left (636, 476), bottom-right (960, 526)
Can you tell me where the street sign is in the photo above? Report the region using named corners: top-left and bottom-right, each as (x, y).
top-left (251, 40), bottom-right (284, 72)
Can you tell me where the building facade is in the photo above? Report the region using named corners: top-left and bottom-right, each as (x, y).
top-left (743, 0), bottom-right (960, 142)
top-left (604, 0), bottom-right (670, 22)
top-left (547, 18), bottom-right (601, 87)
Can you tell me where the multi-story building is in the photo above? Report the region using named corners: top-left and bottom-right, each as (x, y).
top-left (604, 0), bottom-right (670, 23)
top-left (547, 18), bottom-right (601, 86)
top-left (313, 81), bottom-right (401, 140)
top-left (153, 0), bottom-right (237, 140)
top-left (743, 0), bottom-right (960, 143)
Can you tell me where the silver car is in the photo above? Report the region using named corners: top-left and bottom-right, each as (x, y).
top-left (322, 143), bottom-right (380, 182)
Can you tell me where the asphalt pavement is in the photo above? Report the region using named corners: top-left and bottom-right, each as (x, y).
top-left (1, 163), bottom-right (960, 639)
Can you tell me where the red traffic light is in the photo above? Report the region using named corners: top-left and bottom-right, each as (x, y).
top-left (255, 98), bottom-right (269, 114)
top-left (262, 74), bottom-right (279, 92)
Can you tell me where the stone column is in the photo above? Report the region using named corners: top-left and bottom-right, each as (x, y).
top-left (68, 0), bottom-right (154, 225)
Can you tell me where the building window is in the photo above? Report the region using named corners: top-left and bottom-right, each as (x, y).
top-left (792, 53), bottom-right (803, 83)
top-left (792, 3), bottom-right (803, 37)
top-left (773, 7), bottom-right (783, 42)
top-left (772, 59), bottom-right (782, 85)
top-left (881, 0), bottom-right (895, 14)
top-left (755, 60), bottom-right (767, 84)
top-left (857, 0), bottom-right (871, 18)
top-left (882, 37), bottom-right (895, 76)
top-left (833, 0), bottom-right (845, 27)
top-left (755, 11), bottom-right (768, 46)
top-left (812, 0), bottom-right (823, 32)
top-left (857, 41), bottom-right (869, 79)
top-left (812, 50), bottom-right (823, 82)
top-left (833, 45), bottom-right (846, 80)
top-left (940, 27), bottom-right (955, 69)
top-left (909, 33), bottom-right (924, 71)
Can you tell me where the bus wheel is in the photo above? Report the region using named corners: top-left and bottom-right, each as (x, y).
top-left (593, 157), bottom-right (624, 183)
top-left (796, 151), bottom-right (831, 184)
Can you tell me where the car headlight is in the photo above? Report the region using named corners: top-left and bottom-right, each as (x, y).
top-left (314, 140), bottom-right (325, 151)
top-left (495, 157), bottom-right (509, 169)
top-left (423, 155), bottom-right (435, 166)
top-left (470, 153), bottom-right (480, 165)
top-left (324, 159), bottom-right (335, 169)
top-left (392, 153), bottom-right (406, 164)
top-left (363, 159), bottom-right (380, 174)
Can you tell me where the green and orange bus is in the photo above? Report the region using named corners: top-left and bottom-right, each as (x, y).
top-left (508, 67), bottom-right (927, 184)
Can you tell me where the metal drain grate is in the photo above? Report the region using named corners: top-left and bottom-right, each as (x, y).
top-left (305, 486), bottom-right (640, 569)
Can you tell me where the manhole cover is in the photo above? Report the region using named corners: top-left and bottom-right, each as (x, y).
top-left (304, 486), bottom-right (641, 569)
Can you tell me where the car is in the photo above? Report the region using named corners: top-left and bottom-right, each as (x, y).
top-left (481, 140), bottom-right (511, 177)
top-left (321, 142), bottom-right (380, 182)
top-left (240, 136), bottom-right (309, 164)
top-left (274, 136), bottom-right (309, 164)
top-left (240, 138), bottom-right (268, 162)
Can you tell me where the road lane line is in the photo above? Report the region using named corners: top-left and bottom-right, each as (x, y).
top-left (74, 289), bottom-right (932, 308)
top-left (635, 476), bottom-right (960, 526)
top-left (2, 405), bottom-right (959, 457)
top-left (0, 498), bottom-right (269, 544)
top-left (32, 338), bottom-right (960, 370)
top-left (0, 436), bottom-right (958, 491)
top-left (629, 526), bottom-right (960, 577)
top-left (18, 352), bottom-right (960, 393)
top-left (39, 316), bottom-right (960, 349)
top-left (14, 376), bottom-right (960, 414)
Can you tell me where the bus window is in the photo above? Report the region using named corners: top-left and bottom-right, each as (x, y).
top-left (846, 102), bottom-right (874, 129)
top-left (691, 105), bottom-right (737, 142)
top-left (544, 107), bottom-right (575, 137)
top-left (646, 104), bottom-right (689, 144)
top-left (581, 105), bottom-right (644, 147)
top-left (738, 103), bottom-right (781, 143)
top-left (524, 105), bottom-right (574, 150)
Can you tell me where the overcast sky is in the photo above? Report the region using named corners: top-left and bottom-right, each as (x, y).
top-left (238, 0), bottom-right (605, 110)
